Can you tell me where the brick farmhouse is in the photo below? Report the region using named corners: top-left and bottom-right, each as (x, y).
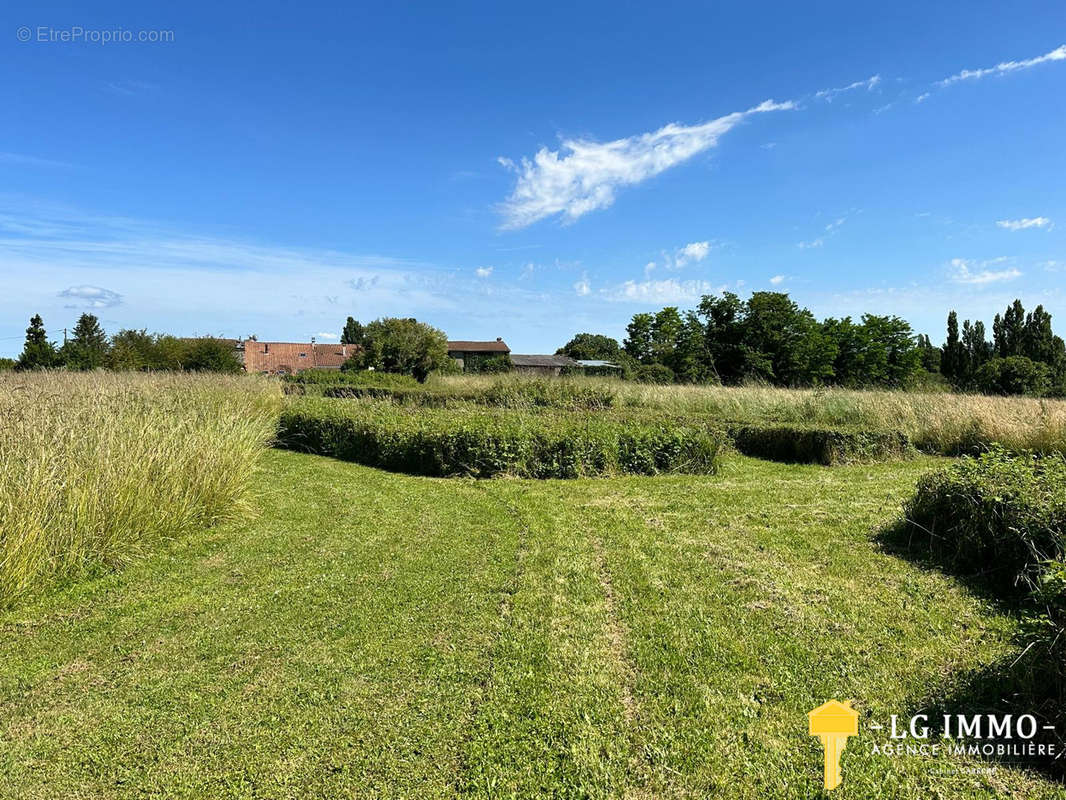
top-left (240, 340), bottom-right (359, 375)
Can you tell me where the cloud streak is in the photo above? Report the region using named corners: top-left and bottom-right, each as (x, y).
top-left (814, 75), bottom-right (881, 102)
top-left (937, 44), bottom-right (1066, 87)
top-left (949, 257), bottom-right (1022, 285)
top-left (497, 99), bottom-right (795, 228)
top-left (997, 217), bottom-right (1051, 231)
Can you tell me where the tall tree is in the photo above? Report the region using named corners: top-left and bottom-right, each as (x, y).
top-left (696, 292), bottom-right (746, 383)
top-left (341, 317), bottom-right (365, 346)
top-left (942, 311), bottom-right (964, 384)
top-left (61, 313), bottom-right (109, 370)
top-left (623, 313), bottom-right (655, 363)
top-left (650, 307), bottom-right (684, 370)
top-left (15, 314), bottom-right (57, 370)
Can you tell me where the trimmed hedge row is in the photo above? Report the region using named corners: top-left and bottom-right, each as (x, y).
top-left (727, 423), bottom-right (913, 465)
top-left (322, 379), bottom-right (617, 411)
top-left (276, 398), bottom-right (724, 478)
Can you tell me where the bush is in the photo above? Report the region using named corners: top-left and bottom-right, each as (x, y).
top-left (341, 317), bottom-right (449, 382)
top-left (0, 372), bottom-right (281, 607)
top-left (464, 354), bottom-right (513, 374)
top-left (974, 356), bottom-right (1053, 397)
top-left (899, 449), bottom-right (1066, 741)
top-left (276, 397), bottom-right (724, 479)
top-left (728, 423), bottom-right (913, 465)
top-left (903, 447), bottom-right (1066, 594)
top-left (634, 364), bottom-right (676, 384)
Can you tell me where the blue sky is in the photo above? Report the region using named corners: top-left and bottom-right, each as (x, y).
top-left (2, 1), bottom-right (1065, 355)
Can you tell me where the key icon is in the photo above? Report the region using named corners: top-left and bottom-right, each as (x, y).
top-left (808, 700), bottom-right (859, 790)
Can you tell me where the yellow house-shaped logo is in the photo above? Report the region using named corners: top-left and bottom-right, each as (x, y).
top-left (809, 700), bottom-right (859, 790)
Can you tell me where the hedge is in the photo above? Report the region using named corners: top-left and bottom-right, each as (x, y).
top-left (276, 398), bottom-right (724, 478)
top-left (900, 448), bottom-right (1066, 748)
top-left (322, 378), bottom-right (616, 411)
top-left (903, 447), bottom-right (1066, 594)
top-left (727, 423), bottom-right (913, 465)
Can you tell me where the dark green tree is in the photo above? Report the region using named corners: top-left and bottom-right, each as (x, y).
top-left (341, 317), bottom-right (365, 346)
top-left (915, 334), bottom-right (941, 374)
top-left (623, 313), bottom-right (655, 363)
top-left (556, 333), bottom-right (622, 361)
top-left (672, 311), bottom-right (716, 384)
top-left (942, 311), bottom-right (964, 385)
top-left (15, 314), bottom-right (58, 370)
top-left (180, 337), bottom-right (242, 372)
top-left (61, 313), bottom-right (109, 370)
top-left (696, 292), bottom-right (746, 383)
top-left (107, 329), bottom-right (161, 371)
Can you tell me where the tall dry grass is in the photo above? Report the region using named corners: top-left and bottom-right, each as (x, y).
top-left (0, 371), bottom-right (280, 607)
top-left (431, 373), bottom-right (1066, 454)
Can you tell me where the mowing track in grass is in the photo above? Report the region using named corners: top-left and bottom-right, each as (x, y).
top-left (1, 451), bottom-right (1063, 798)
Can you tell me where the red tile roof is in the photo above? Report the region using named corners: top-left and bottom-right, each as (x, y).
top-left (242, 341), bottom-right (360, 374)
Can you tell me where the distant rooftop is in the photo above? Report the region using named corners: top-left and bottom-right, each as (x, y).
top-left (510, 354), bottom-right (578, 368)
top-left (447, 339), bottom-right (510, 353)
top-left (575, 359), bottom-right (622, 368)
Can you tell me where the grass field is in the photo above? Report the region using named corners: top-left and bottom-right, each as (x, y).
top-left (2, 447), bottom-right (1061, 798)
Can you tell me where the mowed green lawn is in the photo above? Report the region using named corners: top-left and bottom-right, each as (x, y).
top-left (1, 451), bottom-right (1061, 798)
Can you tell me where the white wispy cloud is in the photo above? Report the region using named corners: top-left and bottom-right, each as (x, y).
top-left (573, 275), bottom-right (591, 296)
top-left (676, 240), bottom-right (711, 266)
top-left (815, 75), bottom-right (881, 102)
top-left (316, 332), bottom-right (339, 339)
top-left (475, 266), bottom-right (494, 277)
top-left (915, 92), bottom-right (931, 103)
top-left (996, 217), bottom-right (1051, 231)
top-left (937, 44), bottom-right (1066, 87)
top-left (602, 277), bottom-right (720, 304)
top-left (645, 240), bottom-right (715, 274)
top-left (949, 257), bottom-right (1022, 285)
top-left (497, 99), bottom-right (795, 228)
top-left (824, 217), bottom-right (847, 232)
top-left (58, 285), bottom-right (123, 308)
top-left (769, 274), bottom-right (785, 285)
top-left (797, 237), bottom-right (824, 249)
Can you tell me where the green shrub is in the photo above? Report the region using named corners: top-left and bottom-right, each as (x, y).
top-left (728, 424), bottom-right (913, 465)
top-left (974, 356), bottom-right (1053, 397)
top-left (464, 354), bottom-right (513, 374)
top-left (903, 447), bottom-right (1066, 594)
top-left (634, 364), bottom-right (676, 384)
top-left (276, 398), bottom-right (724, 479)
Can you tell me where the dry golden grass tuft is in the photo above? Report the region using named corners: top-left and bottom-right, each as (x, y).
top-left (0, 371), bottom-right (280, 606)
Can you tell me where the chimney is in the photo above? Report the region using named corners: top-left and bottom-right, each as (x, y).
top-left (496, 337), bottom-right (502, 342)
top-left (264, 343), bottom-right (269, 354)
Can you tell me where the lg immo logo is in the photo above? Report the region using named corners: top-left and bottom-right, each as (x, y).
top-left (808, 699), bottom-right (1061, 790)
top-left (808, 700), bottom-right (858, 790)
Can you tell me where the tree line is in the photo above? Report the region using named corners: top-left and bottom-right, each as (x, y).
top-left (556, 291), bottom-right (1066, 396)
top-left (9, 313), bottom-right (243, 372)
